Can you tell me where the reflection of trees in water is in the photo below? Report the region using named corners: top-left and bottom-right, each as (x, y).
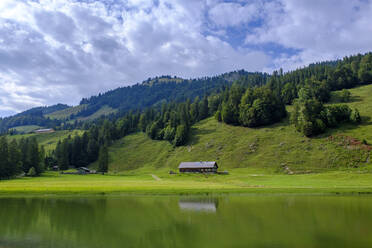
top-left (3, 196), bottom-right (372, 248)
top-left (0, 197), bottom-right (107, 247)
top-left (178, 198), bottom-right (219, 212)
top-left (0, 197), bottom-right (197, 248)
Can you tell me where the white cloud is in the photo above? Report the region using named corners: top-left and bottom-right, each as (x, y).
top-left (246, 0), bottom-right (372, 69)
top-left (0, 0), bottom-right (371, 117)
top-left (208, 2), bottom-right (260, 27)
top-left (0, 0), bottom-right (269, 116)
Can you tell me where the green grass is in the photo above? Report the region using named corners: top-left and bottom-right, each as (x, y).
top-left (9, 130), bottom-right (84, 152)
top-left (10, 125), bottom-right (42, 133)
top-left (46, 104), bottom-right (117, 122)
top-left (46, 104), bottom-right (87, 120)
top-left (2, 171), bottom-right (372, 195)
top-left (77, 105), bottom-right (117, 121)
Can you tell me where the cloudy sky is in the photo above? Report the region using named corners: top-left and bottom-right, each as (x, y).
top-left (0, 0), bottom-right (372, 117)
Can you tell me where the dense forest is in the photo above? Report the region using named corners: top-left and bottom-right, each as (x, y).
top-left (0, 137), bottom-right (44, 179)
top-left (0, 52), bottom-right (372, 178)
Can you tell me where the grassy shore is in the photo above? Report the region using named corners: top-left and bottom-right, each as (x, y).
top-left (2, 170), bottom-right (372, 195)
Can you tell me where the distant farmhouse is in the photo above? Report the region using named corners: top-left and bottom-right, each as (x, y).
top-left (178, 161), bottom-right (218, 173)
top-left (34, 128), bottom-right (55, 134)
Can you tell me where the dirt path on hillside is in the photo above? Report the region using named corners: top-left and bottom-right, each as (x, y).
top-left (151, 174), bottom-right (161, 181)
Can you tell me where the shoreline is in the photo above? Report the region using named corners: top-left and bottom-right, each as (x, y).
top-left (2, 187), bottom-right (372, 196)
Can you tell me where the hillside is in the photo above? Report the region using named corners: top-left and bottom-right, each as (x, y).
top-left (0, 70), bottom-right (262, 132)
top-left (46, 104), bottom-right (88, 120)
top-left (9, 129), bottom-right (84, 152)
top-left (100, 84), bottom-right (372, 174)
top-left (75, 70), bottom-right (260, 118)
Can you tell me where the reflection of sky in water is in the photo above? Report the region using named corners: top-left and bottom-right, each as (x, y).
top-left (179, 200), bottom-right (217, 213)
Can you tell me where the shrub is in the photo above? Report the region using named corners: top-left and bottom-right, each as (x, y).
top-left (27, 167), bottom-right (37, 177)
top-left (350, 108), bottom-right (362, 123)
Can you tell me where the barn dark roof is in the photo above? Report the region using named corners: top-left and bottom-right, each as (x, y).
top-left (178, 161), bottom-right (218, 169)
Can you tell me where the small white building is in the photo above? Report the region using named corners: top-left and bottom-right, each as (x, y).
top-left (34, 128), bottom-right (55, 134)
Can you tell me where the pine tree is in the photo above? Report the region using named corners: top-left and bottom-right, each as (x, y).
top-left (19, 138), bottom-right (30, 173)
top-left (27, 138), bottom-right (41, 175)
top-left (57, 139), bottom-right (69, 170)
top-left (173, 125), bottom-right (188, 146)
top-left (98, 145), bottom-right (108, 173)
top-left (87, 137), bottom-right (99, 163)
top-left (199, 96), bottom-right (209, 120)
top-left (0, 136), bottom-right (9, 178)
top-left (38, 145), bottom-right (45, 173)
top-left (8, 139), bottom-right (22, 176)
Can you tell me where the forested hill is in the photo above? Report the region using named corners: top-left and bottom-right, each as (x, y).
top-left (75, 70), bottom-right (267, 118)
top-left (0, 70), bottom-right (267, 132)
top-left (0, 104), bottom-right (69, 133)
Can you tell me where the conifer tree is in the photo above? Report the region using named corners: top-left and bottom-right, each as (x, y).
top-left (199, 96), bottom-right (209, 120)
top-left (98, 145), bottom-right (108, 173)
top-left (0, 136), bottom-right (9, 178)
top-left (8, 139), bottom-right (22, 176)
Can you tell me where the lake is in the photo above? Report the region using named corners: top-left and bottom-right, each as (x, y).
top-left (0, 195), bottom-right (372, 248)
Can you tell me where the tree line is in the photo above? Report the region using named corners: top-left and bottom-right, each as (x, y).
top-left (0, 137), bottom-right (45, 179)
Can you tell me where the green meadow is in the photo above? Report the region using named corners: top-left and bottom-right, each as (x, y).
top-left (1, 170), bottom-right (372, 195)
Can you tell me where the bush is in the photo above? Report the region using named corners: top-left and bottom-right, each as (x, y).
top-left (350, 108), bottom-right (362, 123)
top-left (27, 167), bottom-right (37, 177)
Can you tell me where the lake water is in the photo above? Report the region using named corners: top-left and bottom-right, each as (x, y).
top-left (0, 195), bottom-right (372, 248)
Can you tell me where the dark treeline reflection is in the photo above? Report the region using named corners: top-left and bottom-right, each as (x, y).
top-left (1, 196), bottom-right (372, 248)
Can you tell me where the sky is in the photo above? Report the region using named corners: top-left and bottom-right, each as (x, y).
top-left (0, 0), bottom-right (372, 117)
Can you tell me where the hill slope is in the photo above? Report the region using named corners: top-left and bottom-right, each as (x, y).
top-left (9, 130), bottom-right (84, 152)
top-left (0, 70), bottom-right (263, 132)
top-left (102, 84), bottom-right (372, 174)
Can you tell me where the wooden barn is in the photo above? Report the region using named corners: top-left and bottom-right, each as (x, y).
top-left (178, 161), bottom-right (218, 173)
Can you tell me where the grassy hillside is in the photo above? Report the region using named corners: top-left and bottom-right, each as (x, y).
top-left (102, 84), bottom-right (372, 174)
top-left (77, 105), bottom-right (117, 121)
top-left (47, 104), bottom-right (117, 122)
top-left (46, 104), bottom-right (88, 120)
top-left (9, 130), bottom-right (84, 152)
top-left (11, 125), bottom-right (42, 133)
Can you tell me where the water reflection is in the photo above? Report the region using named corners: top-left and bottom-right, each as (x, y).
top-left (179, 198), bottom-right (218, 212)
top-left (1, 195), bottom-right (372, 248)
